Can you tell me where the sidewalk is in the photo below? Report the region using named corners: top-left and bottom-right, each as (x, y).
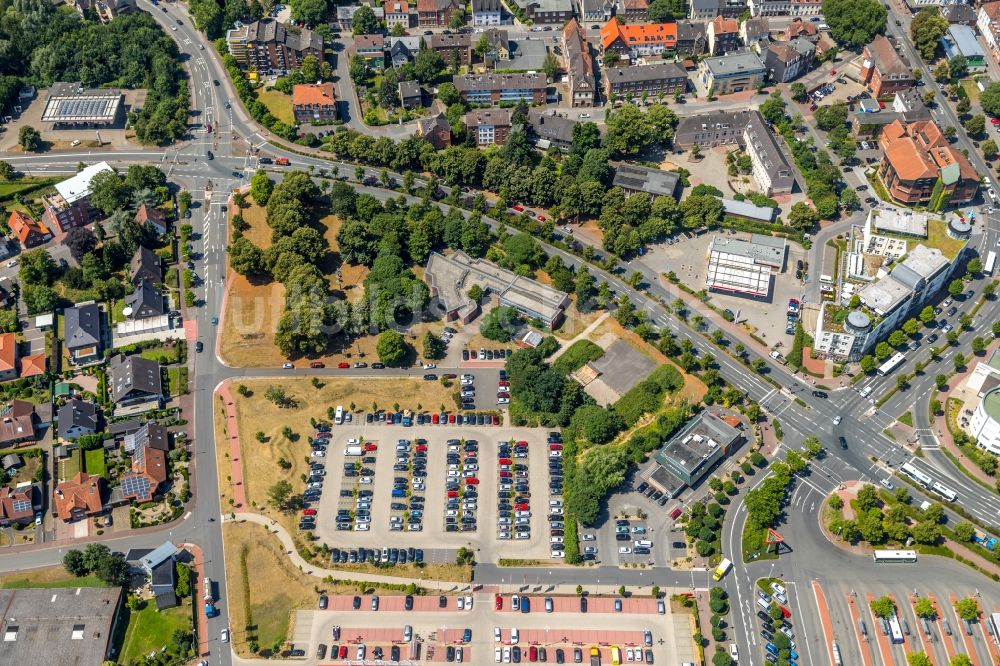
top-left (217, 380), bottom-right (247, 509)
top-left (548, 312), bottom-right (610, 362)
top-left (181, 542), bottom-right (210, 658)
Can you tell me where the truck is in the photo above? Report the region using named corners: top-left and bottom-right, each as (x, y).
top-left (344, 446), bottom-right (363, 456)
top-left (972, 529), bottom-right (998, 551)
top-left (590, 646), bottom-right (601, 666)
top-left (203, 577), bottom-right (214, 602)
top-left (205, 602), bottom-right (218, 618)
top-left (274, 157), bottom-right (290, 166)
top-left (769, 350), bottom-right (787, 364)
top-left (713, 557), bottom-right (733, 581)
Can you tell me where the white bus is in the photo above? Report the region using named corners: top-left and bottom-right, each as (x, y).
top-left (334, 405), bottom-right (344, 425)
top-left (931, 481), bottom-right (958, 502)
top-left (989, 612), bottom-right (1000, 639)
top-left (985, 251), bottom-right (997, 276)
top-left (889, 612), bottom-right (905, 644)
top-left (901, 462), bottom-right (933, 488)
top-left (873, 550), bottom-right (917, 563)
top-left (877, 352), bottom-right (906, 377)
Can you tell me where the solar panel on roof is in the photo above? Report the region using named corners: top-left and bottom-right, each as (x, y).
top-left (121, 474), bottom-right (151, 498)
top-left (11, 499), bottom-right (31, 513)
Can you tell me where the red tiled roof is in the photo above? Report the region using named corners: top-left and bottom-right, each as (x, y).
top-left (292, 83), bottom-right (336, 106)
top-left (0, 333), bottom-right (15, 374)
top-left (54, 472), bottom-right (103, 520)
top-left (7, 210), bottom-right (49, 245)
top-left (0, 486), bottom-right (33, 523)
top-left (134, 203), bottom-right (166, 227)
top-left (712, 16), bottom-right (738, 34)
top-left (19, 353), bottom-right (45, 378)
top-left (601, 17), bottom-right (676, 51)
top-left (881, 119), bottom-right (978, 183)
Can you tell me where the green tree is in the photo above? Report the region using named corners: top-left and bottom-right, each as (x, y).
top-left (948, 55), bottom-right (968, 80)
top-left (870, 595), bottom-right (895, 619)
top-left (953, 521), bottom-right (976, 542)
top-left (828, 494), bottom-right (844, 510)
top-left (376, 330), bottom-right (408, 366)
top-left (913, 597), bottom-right (936, 619)
top-left (966, 114), bottom-right (987, 138)
top-left (788, 202), bottom-right (820, 229)
top-left (907, 653), bottom-right (933, 666)
top-left (820, 0), bottom-right (887, 48)
top-left (949, 656), bottom-right (973, 666)
top-left (856, 484), bottom-right (880, 512)
top-left (860, 355), bottom-right (877, 373)
top-left (954, 597), bottom-right (979, 621)
top-left (291, 0), bottom-right (327, 25)
top-left (0, 160), bottom-right (15, 181)
top-left (933, 60), bottom-right (952, 83)
top-left (63, 550), bottom-right (88, 577)
top-left (480, 306), bottom-right (521, 342)
top-left (919, 305), bottom-right (935, 324)
top-left (902, 318), bottom-right (921, 336)
top-left (250, 170), bottom-right (273, 205)
top-left (790, 82), bottom-right (807, 102)
top-left (910, 7), bottom-right (949, 59)
top-left (982, 82), bottom-right (1000, 117)
top-left (351, 5), bottom-right (378, 34)
top-left (414, 47), bottom-right (446, 84)
top-left (423, 331), bottom-right (446, 360)
top-left (18, 126), bottom-right (41, 152)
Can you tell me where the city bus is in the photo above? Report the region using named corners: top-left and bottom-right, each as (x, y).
top-left (989, 612), bottom-right (1000, 639)
top-left (888, 612), bottom-right (905, 644)
top-left (873, 550), bottom-right (917, 563)
top-left (985, 251), bottom-right (997, 276)
top-left (877, 352), bottom-right (906, 377)
top-left (931, 481), bottom-right (958, 502)
top-left (901, 462), bottom-right (933, 488)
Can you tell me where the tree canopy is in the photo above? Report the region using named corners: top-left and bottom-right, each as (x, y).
top-left (821, 0), bottom-right (887, 47)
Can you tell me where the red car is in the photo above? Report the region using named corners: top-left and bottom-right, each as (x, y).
top-left (549, 443), bottom-right (563, 451)
top-left (448, 490), bottom-right (459, 498)
top-left (470, 350), bottom-right (478, 359)
top-left (517, 441), bottom-right (527, 446)
top-left (448, 414), bottom-right (456, 423)
top-left (309, 361), bottom-right (325, 368)
top-left (364, 442), bottom-right (377, 451)
top-left (443, 373), bottom-right (457, 379)
top-left (497, 392), bottom-right (510, 399)
top-left (302, 508), bottom-right (317, 516)
top-left (464, 477), bottom-right (479, 485)
top-left (498, 458), bottom-right (512, 465)
top-left (432, 413), bottom-right (440, 424)
top-left (495, 595), bottom-right (503, 610)
top-left (337, 362), bottom-right (349, 369)
top-left (339, 645), bottom-right (348, 659)
top-left (499, 471), bottom-right (512, 478)
top-left (530, 646), bottom-right (538, 661)
top-left (492, 415), bottom-right (500, 425)
top-left (515, 503), bottom-right (529, 511)
top-left (780, 605), bottom-right (791, 618)
top-left (416, 444), bottom-right (428, 452)
top-left (512, 204), bottom-right (525, 212)
top-left (993, 117), bottom-right (1000, 125)
top-left (537, 215), bottom-right (546, 222)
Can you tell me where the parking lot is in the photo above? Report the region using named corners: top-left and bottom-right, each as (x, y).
top-left (312, 426), bottom-right (558, 561)
top-left (300, 591), bottom-right (692, 664)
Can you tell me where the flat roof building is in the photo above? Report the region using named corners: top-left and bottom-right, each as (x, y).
top-left (941, 24), bottom-right (986, 72)
top-left (651, 411), bottom-right (742, 494)
top-left (425, 251), bottom-right (570, 328)
top-left (41, 82), bottom-right (124, 128)
top-left (705, 233), bottom-right (786, 298)
top-left (697, 50), bottom-right (766, 95)
top-left (0, 587), bottom-right (123, 666)
top-left (612, 163), bottom-right (681, 200)
top-left (869, 207), bottom-right (928, 238)
top-left (970, 386), bottom-right (1000, 456)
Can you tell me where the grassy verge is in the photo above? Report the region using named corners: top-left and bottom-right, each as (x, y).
top-left (0, 565), bottom-right (108, 589)
top-left (742, 522), bottom-right (779, 563)
top-left (898, 410), bottom-right (913, 427)
top-left (168, 366), bottom-right (189, 396)
top-left (255, 87), bottom-right (294, 125)
top-left (118, 599), bottom-right (192, 665)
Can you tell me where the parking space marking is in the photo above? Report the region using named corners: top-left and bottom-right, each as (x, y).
top-left (866, 593), bottom-right (895, 666)
top-left (929, 594), bottom-right (959, 662)
top-left (949, 594), bottom-right (981, 666)
top-left (886, 594), bottom-right (915, 657)
top-left (812, 581), bottom-right (840, 666)
top-left (908, 594), bottom-right (935, 658)
top-left (980, 609), bottom-right (1000, 662)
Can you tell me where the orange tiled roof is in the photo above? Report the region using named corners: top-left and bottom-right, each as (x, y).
top-left (882, 118), bottom-right (978, 183)
top-left (0, 333), bottom-right (15, 373)
top-left (601, 17), bottom-right (676, 51)
top-left (7, 210), bottom-right (49, 244)
top-left (0, 486), bottom-right (33, 522)
top-left (19, 353), bottom-right (45, 378)
top-left (292, 83), bottom-right (336, 107)
top-left (712, 16), bottom-right (738, 34)
top-left (54, 472), bottom-right (103, 519)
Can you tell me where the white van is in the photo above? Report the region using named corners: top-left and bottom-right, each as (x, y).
top-left (859, 385), bottom-right (874, 398)
top-left (633, 540), bottom-right (653, 548)
top-left (334, 405), bottom-right (344, 425)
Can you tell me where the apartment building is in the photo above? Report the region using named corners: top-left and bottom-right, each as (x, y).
top-left (453, 73), bottom-right (547, 104)
top-left (878, 118), bottom-right (979, 207)
top-left (762, 37), bottom-right (815, 82)
top-left (977, 1), bottom-right (1000, 56)
top-left (600, 17), bottom-right (677, 58)
top-left (673, 109), bottom-right (753, 149)
top-left (472, 0), bottom-right (504, 24)
top-left (416, 0), bottom-right (463, 26)
top-left (708, 16), bottom-right (740, 55)
top-left (385, 0), bottom-right (411, 28)
top-left (466, 108), bottom-right (514, 145)
top-left (605, 62), bottom-right (688, 99)
top-left (743, 111), bottom-right (795, 195)
top-left (698, 50), bottom-right (766, 94)
top-left (859, 35), bottom-right (914, 97)
top-left (226, 18), bottom-right (322, 73)
top-left (429, 33), bottom-right (472, 66)
top-left (42, 162), bottom-right (114, 232)
top-left (676, 20), bottom-right (708, 55)
top-left (747, 0), bottom-right (821, 15)
top-left (354, 34), bottom-right (386, 69)
top-left (563, 19), bottom-right (597, 107)
top-left (292, 83), bottom-right (338, 123)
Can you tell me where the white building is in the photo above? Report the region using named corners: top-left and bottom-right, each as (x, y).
top-left (473, 0), bottom-right (504, 24)
top-left (705, 234), bottom-right (786, 298)
top-left (970, 387), bottom-right (1000, 455)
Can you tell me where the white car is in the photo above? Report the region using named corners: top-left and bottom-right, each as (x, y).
top-left (619, 546), bottom-right (633, 554)
top-left (461, 378), bottom-right (475, 386)
top-left (424, 363), bottom-right (437, 369)
top-left (5, 260), bottom-right (16, 268)
top-left (461, 374), bottom-right (474, 380)
top-left (582, 533), bottom-right (596, 541)
top-left (990, 188), bottom-right (997, 200)
top-left (729, 643), bottom-right (739, 660)
top-left (551, 536), bottom-right (564, 544)
top-left (504, 647), bottom-right (512, 662)
top-left (282, 362), bottom-right (293, 369)
top-left (465, 594), bottom-right (473, 609)
top-left (511, 627), bottom-right (520, 644)
top-left (359, 476), bottom-right (373, 484)
top-left (498, 397), bottom-right (510, 404)
top-left (221, 628), bottom-right (230, 643)
top-left (170, 24), bottom-right (177, 30)
top-left (495, 647), bottom-right (503, 662)
top-left (551, 549), bottom-right (566, 558)
top-left (579, 113), bottom-right (591, 118)
top-left (310, 450), bottom-right (325, 457)
top-left (780, 625), bottom-right (794, 639)
top-left (495, 627), bottom-right (502, 642)
top-left (457, 597), bottom-right (465, 609)
top-left (515, 531), bottom-right (530, 539)
top-left (354, 523), bottom-right (370, 531)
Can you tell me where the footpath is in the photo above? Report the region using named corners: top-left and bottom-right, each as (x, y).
top-left (217, 380), bottom-right (247, 509)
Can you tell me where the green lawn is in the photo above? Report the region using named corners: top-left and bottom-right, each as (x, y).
top-left (0, 568), bottom-right (107, 589)
top-left (111, 299), bottom-right (127, 324)
top-left (960, 78), bottom-right (981, 103)
top-left (118, 599), bottom-right (192, 665)
top-left (140, 346), bottom-right (176, 363)
top-left (84, 448), bottom-right (107, 478)
top-left (924, 218), bottom-right (968, 260)
top-left (63, 449), bottom-right (82, 480)
top-left (256, 87), bottom-right (294, 125)
top-left (167, 366), bottom-right (188, 396)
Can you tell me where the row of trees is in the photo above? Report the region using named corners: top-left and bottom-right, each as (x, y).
top-left (829, 483), bottom-right (946, 546)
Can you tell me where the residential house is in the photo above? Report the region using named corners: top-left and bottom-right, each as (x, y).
top-left (940, 24), bottom-right (986, 72)
top-left (398, 80), bottom-right (423, 109)
top-left (941, 4), bottom-right (975, 26)
top-left (134, 204), bottom-right (167, 236)
top-left (528, 111), bottom-right (577, 151)
top-left (673, 109), bottom-right (754, 149)
top-left (620, 0), bottom-right (649, 21)
top-left (453, 73), bottom-right (547, 104)
top-left (429, 33), bottom-right (472, 66)
top-left (747, 0), bottom-right (822, 15)
top-left (125, 542), bottom-right (179, 609)
top-left (698, 50), bottom-right (766, 94)
top-left (120, 436), bottom-right (167, 503)
top-left (763, 37), bottom-right (815, 82)
top-left (335, 4), bottom-right (384, 30)
top-left (57, 398), bottom-right (100, 441)
top-left (64, 303), bottom-right (103, 365)
top-left (388, 36), bottom-right (419, 67)
top-left (978, 1), bottom-right (1000, 56)
top-left (708, 16), bottom-right (740, 55)
top-left (123, 421), bottom-right (170, 454)
top-left (519, 0), bottom-right (574, 24)
top-left (578, 0), bottom-right (617, 22)
top-left (563, 19), bottom-right (597, 107)
top-left (354, 34), bottom-right (386, 69)
top-left (676, 20), bottom-right (708, 56)
top-left (225, 18), bottom-right (323, 73)
top-left (109, 354), bottom-right (162, 408)
top-left (601, 18), bottom-right (677, 58)
top-left (743, 111), bottom-right (795, 195)
top-left (292, 83), bottom-right (338, 123)
top-left (54, 471), bottom-right (104, 521)
top-left (0, 401), bottom-right (38, 447)
top-left (385, 0), bottom-right (411, 28)
top-left (416, 113), bottom-right (452, 149)
top-left (416, 0), bottom-right (463, 26)
top-left (466, 108), bottom-right (514, 145)
top-left (859, 35), bottom-right (914, 98)
top-left (72, 0), bottom-right (134, 23)
top-left (605, 62), bottom-right (688, 99)
top-left (473, 0), bottom-right (503, 25)
top-left (0, 485), bottom-right (35, 526)
top-left (740, 16), bottom-right (770, 50)
top-left (125, 282), bottom-right (165, 321)
top-left (784, 18), bottom-right (817, 40)
top-left (42, 162), bottom-right (114, 232)
top-left (19, 353), bottom-right (45, 379)
top-left (7, 211), bottom-right (51, 249)
top-left (483, 28), bottom-right (511, 63)
top-left (0, 333), bottom-right (17, 382)
top-left (878, 118), bottom-right (979, 206)
top-left (130, 246), bottom-right (161, 287)
top-left (690, 0), bottom-right (748, 19)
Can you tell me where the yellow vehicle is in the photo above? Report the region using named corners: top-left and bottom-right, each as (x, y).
top-left (589, 646), bottom-right (601, 665)
top-left (610, 645), bottom-right (621, 665)
top-left (713, 557), bottom-right (733, 581)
